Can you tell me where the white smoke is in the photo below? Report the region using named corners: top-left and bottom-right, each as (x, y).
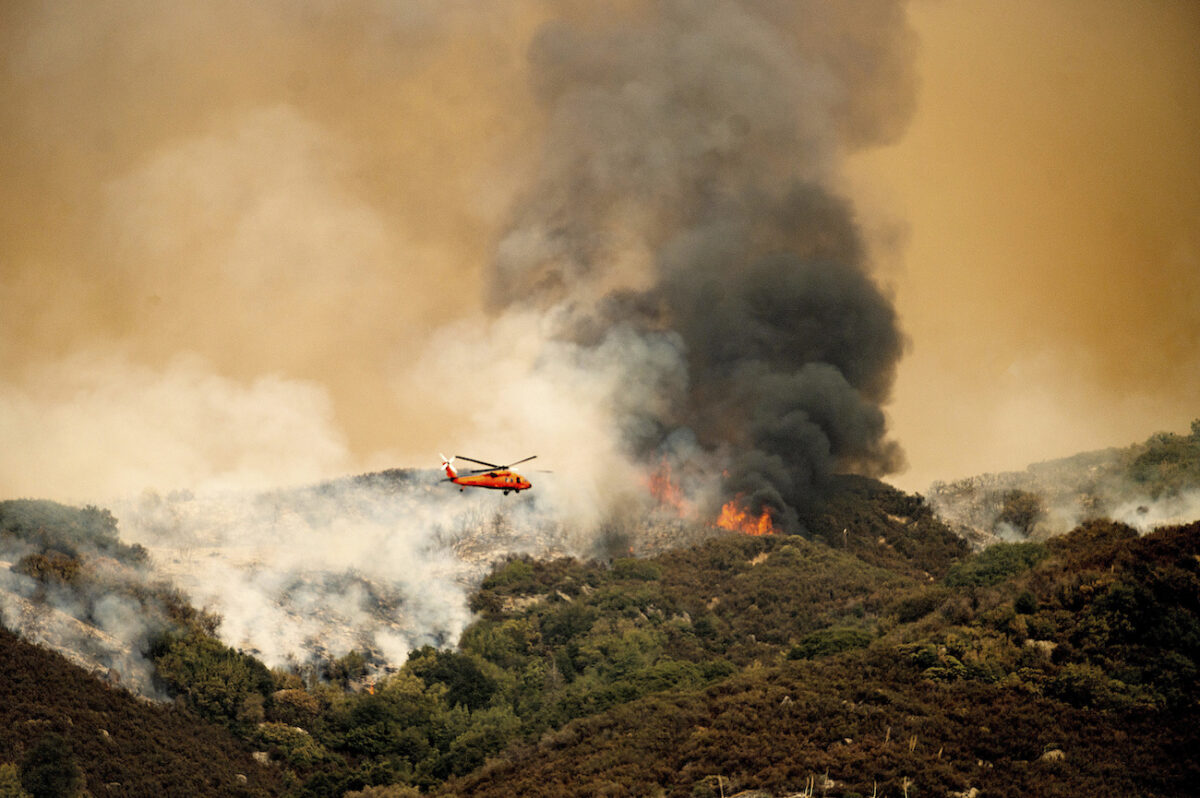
top-left (402, 310), bottom-right (693, 526)
top-left (1108, 491), bottom-right (1200, 533)
top-left (0, 313), bottom-right (702, 680)
top-left (0, 351), bottom-right (351, 503)
top-left (928, 446), bottom-right (1200, 547)
top-left (0, 0), bottom-right (921, 683)
top-left (113, 472), bottom-right (584, 670)
top-left (0, 532), bottom-right (165, 695)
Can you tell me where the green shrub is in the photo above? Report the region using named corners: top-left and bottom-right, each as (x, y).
top-left (944, 542), bottom-right (1047, 587)
top-left (19, 734), bottom-right (82, 798)
top-left (995, 489), bottom-right (1045, 536)
top-left (788, 626), bottom-right (874, 660)
top-left (1015, 590), bottom-right (1039, 614)
top-left (255, 722), bottom-right (332, 767)
top-left (405, 648), bottom-right (497, 711)
top-left (0, 763), bottom-right (30, 798)
top-left (149, 628), bottom-right (274, 727)
top-left (539, 603), bottom-right (598, 647)
top-left (482, 558), bottom-right (535, 590)
top-left (894, 587), bottom-right (951, 623)
top-left (14, 552), bottom-right (81, 585)
top-left (611, 558), bottom-right (662, 581)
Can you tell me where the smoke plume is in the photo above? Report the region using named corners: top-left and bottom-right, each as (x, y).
top-left (1, 0), bottom-right (920, 673)
top-left (483, 1), bottom-right (914, 528)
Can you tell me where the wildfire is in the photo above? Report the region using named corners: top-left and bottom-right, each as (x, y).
top-left (716, 497), bottom-right (776, 536)
top-left (645, 460), bottom-right (776, 536)
top-left (647, 458), bottom-right (689, 515)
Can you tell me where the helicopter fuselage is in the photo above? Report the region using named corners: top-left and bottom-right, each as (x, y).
top-left (448, 469), bottom-right (531, 494)
top-left (441, 455), bottom-right (535, 495)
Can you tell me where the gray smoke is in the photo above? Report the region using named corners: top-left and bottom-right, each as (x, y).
top-left (490, 0), bottom-right (915, 528)
top-left (1, 0), bottom-right (922, 679)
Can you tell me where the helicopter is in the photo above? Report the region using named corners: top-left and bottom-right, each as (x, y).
top-left (440, 454), bottom-right (537, 495)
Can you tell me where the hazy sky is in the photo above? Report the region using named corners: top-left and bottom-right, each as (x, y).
top-left (1, 0), bottom-right (1197, 500)
top-left (851, 0), bottom-right (1200, 488)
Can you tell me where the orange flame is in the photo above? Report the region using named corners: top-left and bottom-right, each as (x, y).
top-left (647, 458), bottom-right (688, 515)
top-left (716, 497), bottom-right (776, 536)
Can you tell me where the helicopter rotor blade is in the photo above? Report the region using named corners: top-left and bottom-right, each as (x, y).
top-left (506, 455), bottom-right (538, 468)
top-left (455, 455), bottom-right (503, 470)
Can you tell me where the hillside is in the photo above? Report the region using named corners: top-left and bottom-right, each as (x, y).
top-left (2, 458), bottom-right (1199, 796)
top-left (929, 420), bottom-right (1200, 545)
top-left (0, 499), bottom-right (201, 695)
top-left (0, 625), bottom-right (285, 796)
top-left (441, 519), bottom-right (1200, 797)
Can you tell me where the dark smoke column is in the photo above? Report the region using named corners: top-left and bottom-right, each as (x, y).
top-left (490, 1), bottom-right (917, 530)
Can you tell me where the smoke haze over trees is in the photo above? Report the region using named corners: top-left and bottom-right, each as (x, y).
top-left (0, 1), bottom-right (919, 528)
top-left (2, 478), bottom-right (1198, 797)
top-left (2, 1), bottom-right (1198, 504)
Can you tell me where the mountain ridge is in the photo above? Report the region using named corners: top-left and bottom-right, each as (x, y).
top-left (927, 420), bottom-right (1200, 546)
top-left (1, 425), bottom-right (1198, 796)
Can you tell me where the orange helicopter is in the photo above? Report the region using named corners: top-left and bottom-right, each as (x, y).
top-left (440, 454), bottom-right (537, 495)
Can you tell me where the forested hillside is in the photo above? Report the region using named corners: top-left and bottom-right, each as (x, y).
top-left (443, 519), bottom-right (1200, 797)
top-left (2, 479), bottom-right (1199, 796)
top-left (930, 420), bottom-right (1200, 543)
top-left (0, 626), bottom-right (284, 796)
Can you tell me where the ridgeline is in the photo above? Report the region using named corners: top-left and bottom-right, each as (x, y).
top-left (2, 434), bottom-right (1199, 796)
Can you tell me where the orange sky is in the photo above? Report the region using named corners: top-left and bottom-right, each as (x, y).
top-left (849, 0), bottom-right (1200, 489)
top-left (1, 1), bottom-right (1197, 499)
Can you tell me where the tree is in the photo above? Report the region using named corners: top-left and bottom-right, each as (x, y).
top-left (944, 542), bottom-right (1046, 587)
top-left (995, 490), bottom-right (1045, 537)
top-left (19, 734), bottom-right (83, 798)
top-left (327, 650), bottom-right (369, 687)
top-left (0, 764), bottom-right (31, 798)
top-left (149, 629), bottom-right (274, 727)
top-left (406, 648), bottom-right (497, 711)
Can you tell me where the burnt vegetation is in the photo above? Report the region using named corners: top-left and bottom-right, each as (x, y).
top-left (2, 479), bottom-right (1199, 797)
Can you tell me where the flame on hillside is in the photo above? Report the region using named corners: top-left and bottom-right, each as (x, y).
top-left (647, 458), bottom-right (690, 515)
top-left (716, 497), bottom-right (776, 536)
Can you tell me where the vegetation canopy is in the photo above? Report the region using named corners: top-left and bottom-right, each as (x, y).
top-left (1, 471), bottom-right (1198, 796)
